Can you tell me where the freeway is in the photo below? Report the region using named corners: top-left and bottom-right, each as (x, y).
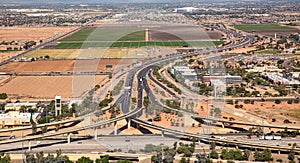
top-left (131, 119), bottom-right (300, 152)
top-left (0, 107), bottom-right (142, 145)
top-left (0, 24), bottom-right (254, 146)
top-left (192, 116), bottom-right (300, 130)
top-left (147, 66), bottom-right (180, 99)
top-left (0, 117), bottom-right (84, 134)
top-left (0, 27), bottom-right (82, 67)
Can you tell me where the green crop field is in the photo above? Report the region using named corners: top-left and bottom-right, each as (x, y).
top-left (60, 28), bottom-right (145, 42)
top-left (53, 41), bottom-right (223, 49)
top-left (118, 30), bottom-right (145, 41)
top-left (234, 24), bottom-right (295, 31)
top-left (256, 49), bottom-right (281, 54)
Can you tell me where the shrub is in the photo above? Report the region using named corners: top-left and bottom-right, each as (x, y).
top-left (284, 119), bottom-right (292, 123)
top-left (275, 99), bottom-right (281, 104)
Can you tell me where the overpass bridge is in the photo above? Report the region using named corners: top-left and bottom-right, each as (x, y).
top-left (0, 117), bottom-right (84, 134)
top-left (192, 116), bottom-right (300, 131)
top-left (131, 118), bottom-right (300, 153)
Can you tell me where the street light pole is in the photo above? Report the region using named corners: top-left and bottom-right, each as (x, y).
top-left (21, 119), bottom-right (24, 163)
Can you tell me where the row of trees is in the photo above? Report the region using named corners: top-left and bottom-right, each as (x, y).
top-left (99, 98), bottom-right (114, 109)
top-left (111, 80), bottom-right (124, 96)
top-left (153, 66), bottom-right (182, 95)
top-left (22, 151), bottom-right (132, 163)
top-left (151, 141), bottom-right (196, 163)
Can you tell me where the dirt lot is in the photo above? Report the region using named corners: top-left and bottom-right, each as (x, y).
top-left (0, 27), bottom-right (77, 42)
top-left (245, 29), bottom-right (299, 38)
top-left (0, 51), bottom-right (22, 62)
top-left (25, 47), bottom-right (170, 59)
top-left (226, 101), bottom-right (300, 126)
top-left (0, 59), bottom-right (133, 73)
top-left (0, 75), bottom-right (107, 99)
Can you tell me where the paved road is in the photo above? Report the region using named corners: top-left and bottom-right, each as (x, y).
top-left (0, 24), bottom-right (255, 149)
top-left (0, 135), bottom-right (208, 153)
top-left (0, 27), bottom-right (81, 66)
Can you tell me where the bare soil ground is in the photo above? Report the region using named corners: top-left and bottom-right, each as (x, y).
top-left (0, 59), bottom-right (133, 73)
top-left (25, 47), bottom-right (173, 59)
top-left (0, 51), bottom-right (22, 62)
top-left (0, 27), bottom-right (77, 42)
top-left (0, 75), bottom-right (107, 99)
top-left (245, 29), bottom-right (299, 38)
top-left (226, 101), bottom-right (300, 126)
top-left (149, 27), bottom-right (223, 41)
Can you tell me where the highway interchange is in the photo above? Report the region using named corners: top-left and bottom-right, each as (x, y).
top-left (1, 24), bottom-right (300, 155)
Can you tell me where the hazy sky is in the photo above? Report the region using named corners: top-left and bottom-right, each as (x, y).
top-left (1, 0), bottom-right (239, 4)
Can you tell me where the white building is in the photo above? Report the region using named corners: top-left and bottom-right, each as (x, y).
top-left (172, 66), bottom-right (198, 81)
top-left (0, 112), bottom-right (39, 127)
top-left (5, 102), bottom-right (37, 111)
top-left (176, 7), bottom-right (199, 13)
top-left (246, 66), bottom-right (283, 73)
top-left (262, 72), bottom-right (300, 85)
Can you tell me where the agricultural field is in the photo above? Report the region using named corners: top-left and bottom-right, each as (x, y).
top-left (24, 24), bottom-right (224, 59)
top-left (25, 48), bottom-right (163, 59)
top-left (0, 75), bottom-right (107, 99)
top-left (0, 59), bottom-right (133, 73)
top-left (26, 49), bottom-right (80, 58)
top-left (54, 40), bottom-right (223, 49)
top-left (0, 27), bottom-right (77, 42)
top-left (234, 24), bottom-right (296, 31)
top-left (53, 25), bottom-right (223, 49)
top-left (234, 24), bottom-right (299, 38)
top-left (59, 28), bottom-right (145, 42)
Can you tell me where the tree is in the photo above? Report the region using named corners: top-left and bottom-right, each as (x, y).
top-left (179, 157), bottom-right (189, 163)
top-left (253, 149), bottom-right (273, 161)
top-left (196, 153), bottom-right (206, 163)
top-left (163, 148), bottom-right (176, 163)
top-left (0, 153), bottom-right (10, 163)
top-left (183, 148), bottom-right (192, 157)
top-left (76, 156), bottom-right (93, 163)
top-left (288, 151), bottom-right (295, 162)
top-left (209, 150), bottom-right (218, 159)
top-left (131, 97), bottom-right (137, 103)
top-left (95, 84), bottom-right (100, 90)
top-left (173, 142), bottom-right (177, 150)
top-left (25, 152), bottom-right (37, 163)
top-left (0, 93), bottom-right (8, 99)
top-left (151, 152), bottom-right (163, 163)
top-left (275, 99), bottom-right (281, 104)
top-left (284, 119), bottom-right (292, 123)
top-left (210, 142), bottom-right (216, 150)
top-left (243, 149), bottom-right (251, 160)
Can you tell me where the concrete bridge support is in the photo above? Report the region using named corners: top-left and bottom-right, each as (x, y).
top-left (28, 141), bottom-right (31, 151)
top-left (55, 124), bottom-right (60, 131)
top-left (114, 121), bottom-right (118, 135)
top-left (161, 131), bottom-right (165, 137)
top-left (67, 133), bottom-right (72, 144)
top-left (127, 118), bottom-right (131, 129)
top-left (94, 127), bottom-right (98, 140)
